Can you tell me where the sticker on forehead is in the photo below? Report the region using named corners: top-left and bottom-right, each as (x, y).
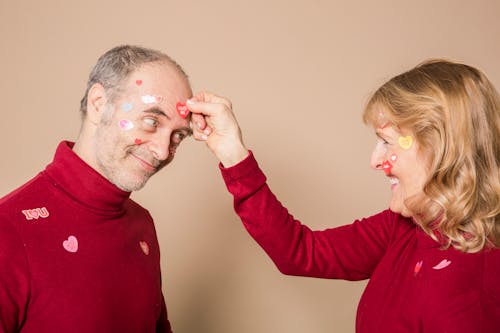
top-left (176, 102), bottom-right (189, 118)
top-left (119, 119), bottom-right (134, 131)
top-left (377, 110), bottom-right (390, 129)
top-left (121, 102), bottom-right (133, 112)
top-left (398, 136), bottom-right (413, 150)
top-left (141, 95), bottom-right (163, 104)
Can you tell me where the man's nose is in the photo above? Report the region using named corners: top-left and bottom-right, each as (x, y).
top-left (148, 134), bottom-right (171, 161)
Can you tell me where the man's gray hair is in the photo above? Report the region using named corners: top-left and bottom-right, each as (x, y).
top-left (80, 45), bottom-right (188, 116)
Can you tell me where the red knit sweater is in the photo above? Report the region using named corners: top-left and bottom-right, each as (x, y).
top-left (220, 152), bottom-right (500, 332)
top-left (0, 141), bottom-right (171, 333)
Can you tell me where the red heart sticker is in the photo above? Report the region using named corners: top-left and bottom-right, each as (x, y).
top-left (176, 102), bottom-right (189, 118)
top-left (134, 138), bottom-right (142, 145)
top-left (382, 160), bottom-right (393, 175)
top-left (135, 79), bottom-right (142, 86)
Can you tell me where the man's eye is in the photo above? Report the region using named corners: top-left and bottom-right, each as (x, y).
top-left (172, 132), bottom-right (186, 144)
top-left (143, 118), bottom-right (158, 127)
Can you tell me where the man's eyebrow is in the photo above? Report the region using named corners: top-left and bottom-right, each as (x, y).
top-left (181, 127), bottom-right (194, 136)
top-left (143, 107), bottom-right (170, 120)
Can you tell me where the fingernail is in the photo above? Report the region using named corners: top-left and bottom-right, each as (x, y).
top-left (186, 99), bottom-right (194, 105)
top-left (204, 129), bottom-right (211, 135)
top-left (196, 122), bottom-right (202, 129)
top-left (201, 134), bottom-right (208, 140)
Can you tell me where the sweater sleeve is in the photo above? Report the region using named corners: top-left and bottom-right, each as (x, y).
top-left (0, 219), bottom-right (30, 333)
top-left (156, 294), bottom-right (172, 333)
top-left (220, 152), bottom-right (395, 281)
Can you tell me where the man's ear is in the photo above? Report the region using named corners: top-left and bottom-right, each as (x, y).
top-left (86, 83), bottom-right (108, 125)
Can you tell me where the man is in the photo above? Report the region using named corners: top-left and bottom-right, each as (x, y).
top-left (0, 45), bottom-right (193, 332)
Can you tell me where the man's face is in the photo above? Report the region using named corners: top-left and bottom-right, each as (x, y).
top-left (92, 63), bottom-right (192, 191)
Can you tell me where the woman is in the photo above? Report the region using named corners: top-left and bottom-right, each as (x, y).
top-left (187, 60), bottom-right (500, 332)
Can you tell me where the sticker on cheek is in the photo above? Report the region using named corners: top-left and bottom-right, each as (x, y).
top-left (121, 102), bottom-right (133, 112)
top-left (382, 160), bottom-right (393, 175)
top-left (134, 138), bottom-right (142, 145)
top-left (135, 79), bottom-right (143, 86)
top-left (398, 136), bottom-right (413, 150)
top-left (119, 119), bottom-right (134, 131)
top-left (390, 154), bottom-right (398, 162)
top-left (176, 102), bottom-right (189, 118)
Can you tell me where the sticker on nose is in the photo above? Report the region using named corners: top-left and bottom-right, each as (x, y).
top-left (176, 102), bottom-right (189, 118)
top-left (382, 160), bottom-right (393, 175)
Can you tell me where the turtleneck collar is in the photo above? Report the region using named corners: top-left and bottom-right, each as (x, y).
top-left (44, 141), bottom-right (131, 214)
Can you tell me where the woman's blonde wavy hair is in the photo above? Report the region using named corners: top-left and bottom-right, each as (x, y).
top-left (363, 59), bottom-right (500, 253)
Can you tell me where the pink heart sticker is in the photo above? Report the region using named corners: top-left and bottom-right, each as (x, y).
top-left (136, 79), bottom-right (143, 86)
top-left (134, 138), bottom-right (142, 145)
top-left (119, 119), bottom-right (134, 130)
top-left (63, 235), bottom-right (78, 253)
top-left (176, 102), bottom-right (189, 118)
top-left (432, 259), bottom-right (451, 270)
top-left (139, 241), bottom-right (150, 255)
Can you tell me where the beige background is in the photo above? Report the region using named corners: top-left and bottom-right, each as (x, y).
top-left (1, 0), bottom-right (499, 332)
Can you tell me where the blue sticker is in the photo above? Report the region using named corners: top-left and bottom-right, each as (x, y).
top-left (121, 102), bottom-right (133, 112)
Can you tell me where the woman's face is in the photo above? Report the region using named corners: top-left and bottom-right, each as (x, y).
top-left (370, 123), bottom-right (430, 218)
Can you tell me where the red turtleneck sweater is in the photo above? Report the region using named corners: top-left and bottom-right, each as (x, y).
top-left (220, 152), bottom-right (500, 332)
top-left (0, 141), bottom-right (171, 333)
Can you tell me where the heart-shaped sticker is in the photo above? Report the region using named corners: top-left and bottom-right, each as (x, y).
top-left (382, 160), bottom-right (393, 175)
top-left (121, 102), bottom-right (133, 112)
top-left (176, 102), bottom-right (189, 118)
top-left (63, 235), bottom-right (78, 253)
top-left (134, 138), bottom-right (142, 145)
top-left (119, 119), bottom-right (134, 131)
top-left (432, 259), bottom-right (451, 270)
top-left (139, 241), bottom-right (150, 255)
top-left (398, 136), bottom-right (413, 150)
top-left (135, 79), bottom-right (143, 86)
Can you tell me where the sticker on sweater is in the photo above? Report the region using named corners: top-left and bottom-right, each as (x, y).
top-left (432, 259), bottom-right (451, 270)
top-left (139, 241), bottom-right (150, 255)
top-left (22, 207), bottom-right (50, 220)
top-left (63, 235), bottom-right (78, 253)
top-left (414, 260), bottom-right (423, 276)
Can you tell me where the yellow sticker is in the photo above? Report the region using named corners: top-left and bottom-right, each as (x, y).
top-left (398, 136), bottom-right (413, 150)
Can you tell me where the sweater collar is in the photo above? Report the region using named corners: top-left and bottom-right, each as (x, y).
top-left (44, 141), bottom-right (131, 213)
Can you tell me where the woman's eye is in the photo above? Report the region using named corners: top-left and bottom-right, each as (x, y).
top-left (143, 118), bottom-right (158, 127)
